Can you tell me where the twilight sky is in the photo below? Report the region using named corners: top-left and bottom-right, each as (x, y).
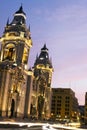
top-left (0, 0), bottom-right (87, 105)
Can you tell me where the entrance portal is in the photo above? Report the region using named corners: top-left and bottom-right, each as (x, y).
top-left (10, 99), bottom-right (15, 117)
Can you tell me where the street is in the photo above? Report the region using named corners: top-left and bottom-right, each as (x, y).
top-left (0, 121), bottom-right (86, 130)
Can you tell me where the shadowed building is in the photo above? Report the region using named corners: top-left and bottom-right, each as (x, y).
top-left (51, 88), bottom-right (79, 122)
top-left (84, 92), bottom-right (87, 124)
top-left (78, 105), bottom-right (85, 123)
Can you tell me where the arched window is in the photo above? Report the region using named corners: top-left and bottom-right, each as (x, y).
top-left (3, 43), bottom-right (16, 61)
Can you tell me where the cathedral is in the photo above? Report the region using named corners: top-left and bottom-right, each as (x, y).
top-left (0, 6), bottom-right (53, 119)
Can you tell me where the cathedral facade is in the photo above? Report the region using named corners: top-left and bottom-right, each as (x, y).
top-left (0, 6), bottom-right (53, 119)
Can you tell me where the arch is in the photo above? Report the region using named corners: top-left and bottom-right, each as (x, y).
top-left (3, 43), bottom-right (16, 61)
top-left (10, 99), bottom-right (15, 117)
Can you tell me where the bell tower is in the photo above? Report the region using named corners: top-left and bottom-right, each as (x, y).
top-left (0, 6), bottom-right (32, 117)
top-left (0, 5), bottom-right (32, 68)
top-left (32, 44), bottom-right (53, 119)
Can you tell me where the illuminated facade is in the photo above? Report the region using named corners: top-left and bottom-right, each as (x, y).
top-left (51, 88), bottom-right (79, 121)
top-left (0, 6), bottom-right (53, 119)
top-left (0, 6), bottom-right (33, 118)
top-left (31, 44), bottom-right (53, 119)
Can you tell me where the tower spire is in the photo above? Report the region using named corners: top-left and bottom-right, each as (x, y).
top-left (15, 4), bottom-right (26, 16)
top-left (6, 18), bottom-right (9, 26)
top-left (29, 24), bottom-right (30, 32)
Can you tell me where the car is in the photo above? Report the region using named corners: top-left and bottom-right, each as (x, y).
top-left (42, 124), bottom-right (58, 130)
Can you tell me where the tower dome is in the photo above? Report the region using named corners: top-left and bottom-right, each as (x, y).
top-left (12, 5), bottom-right (26, 25)
top-left (34, 44), bottom-right (53, 69)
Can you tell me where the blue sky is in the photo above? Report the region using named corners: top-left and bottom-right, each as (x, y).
top-left (1, 0), bottom-right (87, 105)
